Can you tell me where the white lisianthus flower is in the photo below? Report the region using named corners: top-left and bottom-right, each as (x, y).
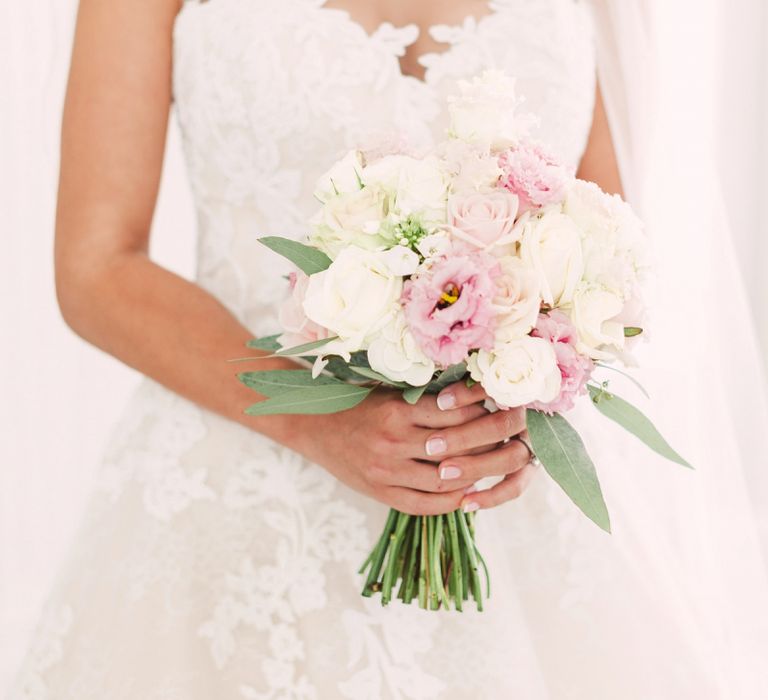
top-left (308, 186), bottom-right (390, 258)
top-left (468, 337), bottom-right (561, 408)
top-left (313, 150), bottom-right (364, 203)
top-left (564, 179), bottom-right (649, 299)
top-left (492, 256), bottom-right (542, 342)
top-left (368, 312), bottom-right (436, 386)
top-left (569, 282), bottom-right (625, 359)
top-left (416, 232), bottom-right (452, 259)
top-left (303, 246), bottom-right (402, 357)
top-left (379, 245), bottom-right (421, 276)
top-left (520, 208), bottom-right (584, 307)
top-left (362, 154), bottom-right (449, 223)
top-left (448, 70), bottom-right (536, 151)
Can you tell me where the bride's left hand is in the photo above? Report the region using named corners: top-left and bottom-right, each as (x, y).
top-left (429, 380), bottom-right (540, 513)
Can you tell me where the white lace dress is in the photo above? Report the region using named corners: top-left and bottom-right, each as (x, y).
top-left (9, 1), bottom-right (768, 698)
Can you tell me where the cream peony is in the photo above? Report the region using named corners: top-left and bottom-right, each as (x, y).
top-left (302, 246), bottom-right (402, 357)
top-left (520, 209), bottom-right (584, 307)
top-left (313, 150), bottom-right (364, 203)
top-left (492, 256), bottom-right (542, 342)
top-left (368, 312), bottom-right (436, 386)
top-left (468, 337), bottom-right (561, 408)
top-left (569, 282), bottom-right (625, 360)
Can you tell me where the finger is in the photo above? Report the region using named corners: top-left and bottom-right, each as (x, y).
top-left (434, 439), bottom-right (530, 484)
top-left (419, 407), bottom-right (526, 459)
top-left (387, 459), bottom-right (476, 493)
top-left (460, 462), bottom-right (538, 512)
top-left (435, 381), bottom-right (488, 411)
top-left (384, 485), bottom-right (466, 517)
top-left (410, 395), bottom-right (488, 429)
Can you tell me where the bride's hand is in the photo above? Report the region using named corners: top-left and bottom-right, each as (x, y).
top-left (287, 380), bottom-right (537, 516)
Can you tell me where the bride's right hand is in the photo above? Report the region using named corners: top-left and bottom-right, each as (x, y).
top-left (284, 383), bottom-right (536, 516)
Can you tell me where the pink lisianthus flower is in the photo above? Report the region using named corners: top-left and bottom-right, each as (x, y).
top-left (498, 141), bottom-right (572, 214)
top-left (277, 271), bottom-right (332, 349)
top-left (402, 252), bottom-right (499, 367)
top-left (528, 310), bottom-right (594, 414)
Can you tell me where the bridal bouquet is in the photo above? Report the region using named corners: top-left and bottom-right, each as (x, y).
top-left (237, 71), bottom-right (689, 612)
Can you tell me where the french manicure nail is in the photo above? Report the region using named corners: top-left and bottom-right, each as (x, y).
top-left (439, 465), bottom-right (462, 480)
top-left (464, 484), bottom-right (478, 495)
top-left (436, 391), bottom-right (456, 410)
top-left (462, 501), bottom-right (480, 513)
top-left (425, 436), bottom-right (447, 456)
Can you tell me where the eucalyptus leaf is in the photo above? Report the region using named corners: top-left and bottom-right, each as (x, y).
top-left (259, 236), bottom-right (332, 275)
top-left (275, 336), bottom-right (339, 357)
top-left (402, 384), bottom-right (428, 405)
top-left (245, 384), bottom-right (372, 416)
top-left (587, 386), bottom-right (692, 468)
top-left (323, 357), bottom-right (364, 381)
top-left (348, 366), bottom-right (408, 387)
top-left (238, 369), bottom-right (343, 397)
top-left (246, 335), bottom-right (282, 352)
top-left (426, 363), bottom-right (467, 394)
top-left (527, 410), bottom-right (611, 533)
top-left (624, 326), bottom-right (643, 338)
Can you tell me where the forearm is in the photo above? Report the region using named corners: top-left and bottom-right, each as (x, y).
top-left (56, 250), bottom-right (297, 444)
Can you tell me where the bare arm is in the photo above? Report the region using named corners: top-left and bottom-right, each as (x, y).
top-left (56, 0), bottom-right (530, 516)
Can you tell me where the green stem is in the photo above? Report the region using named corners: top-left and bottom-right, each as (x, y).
top-left (401, 516), bottom-right (421, 604)
top-left (361, 508), bottom-right (398, 596)
top-left (432, 515), bottom-right (450, 609)
top-left (457, 510), bottom-right (483, 612)
top-left (427, 516), bottom-right (438, 610)
top-left (418, 516), bottom-right (428, 609)
top-left (446, 511), bottom-right (463, 611)
top-left (381, 512), bottom-right (411, 605)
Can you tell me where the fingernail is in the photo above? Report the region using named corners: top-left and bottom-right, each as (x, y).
top-left (462, 501), bottom-right (480, 513)
top-left (425, 436), bottom-right (447, 456)
top-left (439, 465), bottom-right (462, 480)
top-left (464, 484), bottom-right (477, 495)
top-left (437, 391), bottom-right (456, 410)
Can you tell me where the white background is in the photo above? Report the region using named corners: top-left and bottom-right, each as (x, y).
top-left (1, 0), bottom-right (767, 691)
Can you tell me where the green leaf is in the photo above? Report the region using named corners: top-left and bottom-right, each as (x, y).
top-left (527, 410), bottom-right (612, 533)
top-left (587, 386), bottom-right (692, 468)
top-left (426, 363), bottom-right (467, 393)
top-left (624, 326), bottom-right (643, 337)
top-left (594, 363), bottom-right (650, 399)
top-left (402, 384), bottom-right (428, 405)
top-left (259, 236), bottom-right (332, 275)
top-left (245, 384), bottom-right (372, 416)
top-left (323, 357), bottom-right (364, 381)
top-left (246, 335), bottom-right (282, 352)
top-left (238, 369), bottom-right (343, 397)
top-left (344, 366), bottom-right (407, 387)
top-left (275, 336), bottom-right (338, 357)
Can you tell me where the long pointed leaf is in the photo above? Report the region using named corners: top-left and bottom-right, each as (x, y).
top-left (402, 384), bottom-right (429, 405)
top-left (275, 336), bottom-right (338, 357)
top-left (259, 236), bottom-right (332, 275)
top-left (527, 410), bottom-right (611, 533)
top-left (245, 384), bottom-right (371, 415)
top-left (587, 386), bottom-right (692, 468)
top-left (238, 369), bottom-right (343, 397)
top-left (245, 335), bottom-right (282, 352)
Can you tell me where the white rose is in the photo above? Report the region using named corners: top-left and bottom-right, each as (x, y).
top-left (564, 179), bottom-right (649, 298)
top-left (520, 208), bottom-right (584, 307)
top-left (569, 283), bottom-right (625, 360)
top-left (308, 186), bottom-right (389, 258)
top-left (313, 150), bottom-right (364, 203)
top-left (468, 337), bottom-right (561, 408)
top-left (492, 257), bottom-right (542, 342)
top-left (363, 155), bottom-right (449, 222)
top-left (368, 312), bottom-right (436, 386)
top-left (440, 139), bottom-right (503, 194)
top-left (447, 70), bottom-right (535, 151)
top-left (302, 246), bottom-right (402, 357)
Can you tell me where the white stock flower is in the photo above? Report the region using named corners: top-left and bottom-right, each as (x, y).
top-left (564, 179), bottom-right (649, 299)
top-left (569, 282), bottom-right (625, 360)
top-left (416, 232), bottom-right (452, 259)
top-left (313, 150), bottom-right (364, 203)
top-left (308, 186), bottom-right (390, 258)
top-left (302, 246), bottom-right (402, 357)
top-left (520, 208), bottom-right (584, 307)
top-left (447, 70), bottom-right (535, 151)
top-left (492, 256), bottom-right (542, 342)
top-left (468, 337), bottom-right (561, 408)
top-left (368, 312), bottom-right (436, 386)
top-left (378, 245), bottom-right (421, 276)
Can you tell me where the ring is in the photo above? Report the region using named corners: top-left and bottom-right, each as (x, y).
top-left (512, 435), bottom-right (541, 467)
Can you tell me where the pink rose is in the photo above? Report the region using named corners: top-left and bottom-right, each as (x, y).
top-left (498, 141), bottom-right (572, 213)
top-left (447, 190), bottom-right (520, 251)
top-left (277, 271), bottom-right (332, 349)
top-left (402, 252), bottom-right (499, 367)
top-left (528, 310), bottom-right (594, 414)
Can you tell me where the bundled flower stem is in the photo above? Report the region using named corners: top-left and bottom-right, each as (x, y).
top-left (360, 509), bottom-right (490, 611)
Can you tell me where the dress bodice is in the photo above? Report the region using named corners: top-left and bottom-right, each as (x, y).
top-left (172, 0), bottom-right (596, 333)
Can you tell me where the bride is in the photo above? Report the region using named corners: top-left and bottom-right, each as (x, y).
top-left (9, 0), bottom-right (768, 697)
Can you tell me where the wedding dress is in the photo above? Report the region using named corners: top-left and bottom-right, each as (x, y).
top-left (9, 0), bottom-right (768, 698)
